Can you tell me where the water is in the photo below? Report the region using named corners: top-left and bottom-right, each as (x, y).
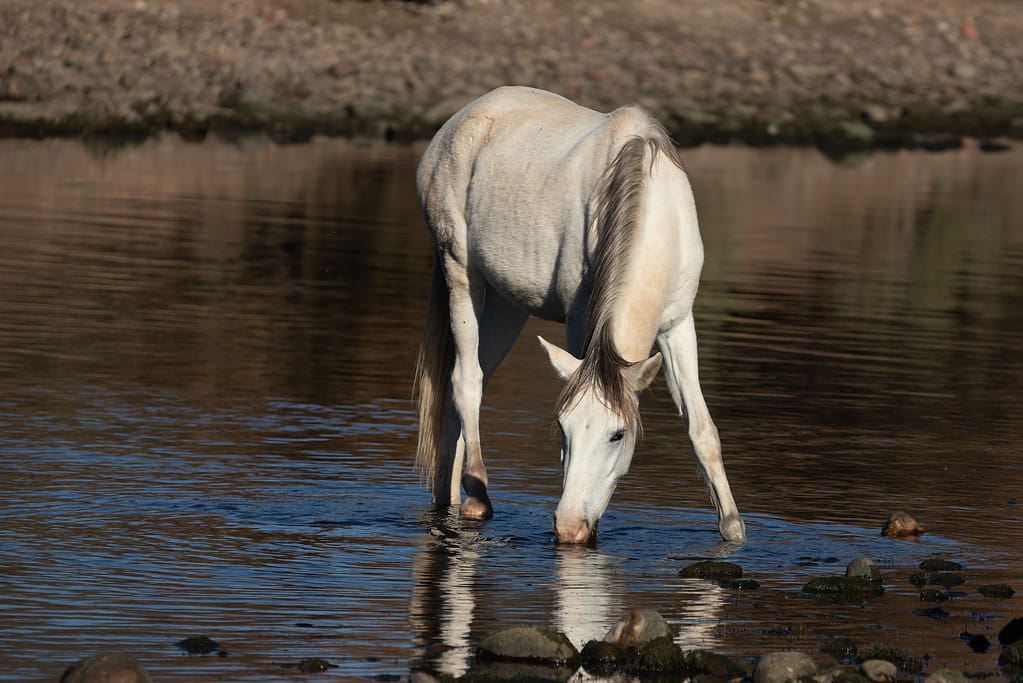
top-left (0, 136), bottom-right (1020, 682)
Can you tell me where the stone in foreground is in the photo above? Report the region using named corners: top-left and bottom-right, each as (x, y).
top-left (753, 651), bottom-right (817, 683)
top-left (477, 626), bottom-right (579, 666)
top-left (61, 653), bottom-right (152, 683)
top-left (603, 608), bottom-right (671, 649)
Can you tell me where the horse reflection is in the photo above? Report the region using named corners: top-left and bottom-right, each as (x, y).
top-left (411, 522), bottom-right (730, 677)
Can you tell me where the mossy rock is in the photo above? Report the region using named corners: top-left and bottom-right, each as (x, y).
top-left (581, 639), bottom-right (631, 671)
top-left (856, 642), bottom-right (922, 674)
top-left (908, 571), bottom-right (928, 588)
top-left (928, 572), bottom-right (965, 587)
top-left (919, 558), bottom-right (964, 572)
top-left (634, 636), bottom-right (686, 672)
top-left (999, 642), bottom-right (1023, 673)
top-left (684, 649), bottom-right (746, 679)
top-left (819, 637), bottom-right (858, 662)
top-left (477, 627), bottom-right (579, 666)
top-left (802, 576), bottom-right (884, 602)
top-left (175, 636), bottom-right (220, 655)
top-left (679, 560), bottom-right (743, 581)
top-left (978, 584), bottom-right (1015, 599)
top-left (920, 588), bottom-right (952, 602)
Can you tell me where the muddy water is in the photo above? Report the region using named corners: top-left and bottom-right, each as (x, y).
top-left (0, 137), bottom-right (1020, 682)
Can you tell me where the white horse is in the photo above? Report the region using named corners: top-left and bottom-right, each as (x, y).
top-left (414, 86), bottom-right (745, 544)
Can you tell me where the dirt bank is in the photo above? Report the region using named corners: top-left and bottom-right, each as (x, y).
top-left (1, 0), bottom-right (1022, 149)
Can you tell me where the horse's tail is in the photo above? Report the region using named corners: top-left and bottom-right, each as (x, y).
top-left (413, 254), bottom-right (454, 487)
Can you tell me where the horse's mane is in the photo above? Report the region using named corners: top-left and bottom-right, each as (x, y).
top-left (555, 123), bottom-right (683, 433)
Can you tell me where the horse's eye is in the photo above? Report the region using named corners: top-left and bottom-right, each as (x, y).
top-left (609, 430), bottom-right (625, 443)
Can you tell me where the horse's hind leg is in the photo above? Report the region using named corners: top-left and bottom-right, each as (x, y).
top-left (657, 314), bottom-right (746, 542)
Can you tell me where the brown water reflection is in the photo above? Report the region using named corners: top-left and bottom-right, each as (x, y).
top-left (0, 137), bottom-right (1020, 682)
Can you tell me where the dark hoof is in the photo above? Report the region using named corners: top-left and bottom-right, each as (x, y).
top-left (460, 495), bottom-right (493, 520)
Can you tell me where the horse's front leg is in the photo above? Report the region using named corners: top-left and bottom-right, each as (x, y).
top-left (657, 314), bottom-right (746, 542)
top-left (443, 257), bottom-right (492, 520)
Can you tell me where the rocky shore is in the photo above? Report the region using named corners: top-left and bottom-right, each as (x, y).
top-left (2, 0), bottom-right (1022, 149)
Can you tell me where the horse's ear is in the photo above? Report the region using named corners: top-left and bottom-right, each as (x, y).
top-left (537, 336), bottom-right (581, 382)
top-left (626, 352), bottom-right (662, 391)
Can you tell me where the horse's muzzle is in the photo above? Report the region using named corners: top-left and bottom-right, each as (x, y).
top-left (553, 513), bottom-right (592, 545)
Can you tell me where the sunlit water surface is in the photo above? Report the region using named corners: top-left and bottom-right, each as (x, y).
top-left (0, 137), bottom-right (1020, 682)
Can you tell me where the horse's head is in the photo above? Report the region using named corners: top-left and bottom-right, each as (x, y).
top-left (538, 336), bottom-right (662, 544)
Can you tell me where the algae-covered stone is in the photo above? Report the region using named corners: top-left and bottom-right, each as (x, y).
top-left (856, 643), bottom-right (922, 674)
top-left (728, 578), bottom-right (761, 590)
top-left (860, 659), bottom-right (897, 682)
top-left (634, 636), bottom-right (686, 672)
top-left (477, 626), bottom-right (579, 665)
top-left (928, 572), bottom-right (965, 587)
top-left (999, 642), bottom-right (1023, 673)
top-left (919, 558), bottom-right (963, 572)
top-left (60, 653), bottom-right (152, 683)
top-left (1000, 618), bottom-right (1023, 646)
top-left (908, 571), bottom-right (928, 588)
top-left (603, 608), bottom-right (671, 649)
top-left (919, 588), bottom-right (951, 602)
top-left (581, 639), bottom-right (629, 671)
top-left (819, 637), bottom-right (858, 662)
top-left (978, 583), bottom-right (1015, 599)
top-left (846, 557), bottom-right (882, 581)
top-left (753, 651), bottom-right (817, 683)
top-left (175, 636), bottom-right (221, 655)
top-left (679, 560), bottom-right (743, 581)
top-left (802, 576), bottom-right (884, 602)
top-left (925, 669), bottom-right (968, 683)
top-left (684, 649), bottom-right (746, 679)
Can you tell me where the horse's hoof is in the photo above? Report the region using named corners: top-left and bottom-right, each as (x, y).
top-left (460, 496), bottom-right (493, 520)
top-left (719, 515), bottom-right (747, 543)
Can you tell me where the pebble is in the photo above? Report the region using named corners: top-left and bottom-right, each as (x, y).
top-left (754, 651), bottom-right (818, 683)
top-left (861, 659), bottom-right (897, 682)
top-left (603, 608), bottom-right (671, 649)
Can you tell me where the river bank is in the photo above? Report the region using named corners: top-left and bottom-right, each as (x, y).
top-left (2, 0), bottom-right (1022, 149)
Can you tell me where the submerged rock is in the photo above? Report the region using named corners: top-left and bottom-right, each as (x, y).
top-left (802, 576), bottom-right (884, 602)
top-left (603, 608), bottom-right (671, 649)
top-left (679, 560), bottom-right (744, 582)
top-left (959, 631), bottom-right (990, 653)
top-left (60, 653), bottom-right (152, 683)
top-left (928, 572), bottom-right (965, 587)
top-left (581, 639), bottom-right (629, 671)
top-left (753, 651), bottom-right (817, 683)
top-left (881, 511), bottom-right (923, 538)
top-left (175, 635), bottom-right (221, 655)
top-left (919, 558), bottom-right (963, 572)
top-left (978, 583), bottom-right (1015, 599)
top-left (819, 637), bottom-right (858, 662)
top-left (684, 649), bottom-right (746, 679)
top-left (477, 626), bottom-right (579, 666)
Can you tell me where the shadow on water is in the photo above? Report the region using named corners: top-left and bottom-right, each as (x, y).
top-left (0, 136), bottom-right (1021, 681)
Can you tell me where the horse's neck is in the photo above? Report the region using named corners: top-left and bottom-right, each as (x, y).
top-left (608, 152), bottom-right (698, 363)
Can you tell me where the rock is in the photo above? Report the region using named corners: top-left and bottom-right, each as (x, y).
top-left (856, 643), bottom-right (922, 674)
top-left (999, 617), bottom-right (1023, 646)
top-left (881, 511), bottom-right (923, 538)
top-left (959, 631), bottom-right (990, 653)
top-left (999, 642), bottom-right (1023, 673)
top-left (802, 576), bottom-right (884, 602)
top-left (684, 649), bottom-right (746, 679)
top-left (634, 636), bottom-right (685, 672)
top-left (860, 659), bottom-right (897, 682)
top-left (753, 651), bottom-right (817, 683)
top-left (978, 583), bottom-right (1015, 598)
top-left (846, 557), bottom-right (881, 581)
top-left (603, 608), bottom-right (671, 649)
top-left (924, 669), bottom-right (968, 683)
top-left (819, 637), bottom-right (858, 662)
top-left (919, 558), bottom-right (963, 572)
top-left (913, 607), bottom-right (951, 620)
top-left (175, 635), bottom-right (221, 655)
top-left (908, 571), bottom-right (928, 587)
top-left (928, 572), bottom-right (965, 587)
top-left (837, 120), bottom-right (875, 147)
top-left (60, 653), bottom-right (152, 683)
top-left (477, 626), bottom-right (579, 665)
top-left (581, 639), bottom-right (629, 670)
top-left (728, 578), bottom-right (761, 590)
top-left (919, 588), bottom-right (951, 602)
top-left (679, 560), bottom-right (743, 581)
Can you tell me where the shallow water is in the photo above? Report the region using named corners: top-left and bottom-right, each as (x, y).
top-left (0, 137), bottom-right (1020, 682)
